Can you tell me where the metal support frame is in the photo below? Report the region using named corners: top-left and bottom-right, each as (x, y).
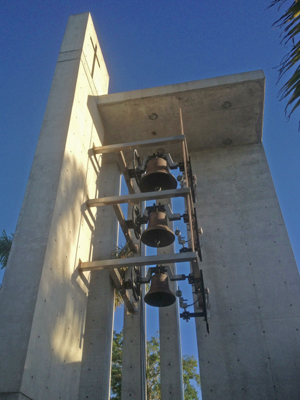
top-left (86, 132), bottom-right (207, 325)
top-left (86, 188), bottom-right (191, 207)
top-left (86, 188), bottom-right (190, 252)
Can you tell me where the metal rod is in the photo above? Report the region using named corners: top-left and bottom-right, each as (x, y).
top-left (79, 252), bottom-right (200, 271)
top-left (86, 188), bottom-right (191, 207)
top-left (93, 135), bottom-right (185, 155)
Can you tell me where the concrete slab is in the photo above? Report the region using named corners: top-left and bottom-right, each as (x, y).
top-left (97, 71), bottom-right (265, 156)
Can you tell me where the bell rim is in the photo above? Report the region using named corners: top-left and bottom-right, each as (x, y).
top-left (141, 228), bottom-right (175, 248)
top-left (144, 292), bottom-right (176, 307)
top-left (139, 171), bottom-right (178, 192)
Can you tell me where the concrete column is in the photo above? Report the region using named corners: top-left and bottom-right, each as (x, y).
top-left (157, 199), bottom-right (184, 400)
top-left (192, 144), bottom-right (300, 400)
top-left (121, 202), bottom-right (147, 400)
top-left (78, 159), bottom-right (120, 400)
top-left (0, 13), bottom-right (109, 400)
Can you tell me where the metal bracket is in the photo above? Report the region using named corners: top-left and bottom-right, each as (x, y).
top-left (138, 265), bottom-right (187, 284)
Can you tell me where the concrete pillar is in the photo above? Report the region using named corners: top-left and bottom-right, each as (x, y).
top-left (0, 13), bottom-right (110, 400)
top-left (192, 144), bottom-right (300, 400)
top-left (157, 199), bottom-right (184, 400)
top-left (121, 202), bottom-right (147, 400)
top-left (78, 159), bottom-right (120, 400)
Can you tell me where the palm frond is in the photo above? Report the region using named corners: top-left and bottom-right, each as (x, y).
top-left (0, 230), bottom-right (14, 269)
top-left (270, 0), bottom-right (300, 121)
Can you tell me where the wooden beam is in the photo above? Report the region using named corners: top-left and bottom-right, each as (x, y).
top-left (79, 252), bottom-right (200, 271)
top-left (86, 188), bottom-right (190, 207)
top-left (93, 135), bottom-right (185, 155)
top-left (113, 204), bottom-right (137, 252)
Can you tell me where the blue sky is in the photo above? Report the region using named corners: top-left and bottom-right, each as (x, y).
top-left (1, 0), bottom-right (300, 396)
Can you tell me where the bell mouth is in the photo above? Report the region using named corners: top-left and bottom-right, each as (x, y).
top-left (141, 226), bottom-right (175, 248)
top-left (144, 291), bottom-right (176, 307)
top-left (139, 172), bottom-right (178, 192)
top-left (144, 272), bottom-right (176, 307)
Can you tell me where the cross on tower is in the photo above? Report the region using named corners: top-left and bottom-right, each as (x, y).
top-left (90, 37), bottom-right (100, 78)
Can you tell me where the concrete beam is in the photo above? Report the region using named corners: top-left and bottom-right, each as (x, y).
top-left (121, 201), bottom-right (147, 400)
top-left (157, 199), bottom-right (184, 400)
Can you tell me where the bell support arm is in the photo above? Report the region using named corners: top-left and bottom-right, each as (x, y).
top-left (162, 203), bottom-right (181, 222)
top-left (165, 153), bottom-right (178, 169)
top-left (79, 251), bottom-right (200, 272)
top-left (136, 203), bottom-right (181, 226)
top-left (86, 187), bottom-right (191, 208)
top-left (138, 265), bottom-right (187, 284)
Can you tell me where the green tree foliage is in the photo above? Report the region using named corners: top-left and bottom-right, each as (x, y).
top-left (112, 243), bottom-right (134, 310)
top-left (0, 230), bottom-right (13, 269)
top-left (270, 0), bottom-right (300, 119)
top-left (146, 333), bottom-right (161, 400)
top-left (111, 330), bottom-right (123, 399)
top-left (111, 330), bottom-right (200, 400)
top-left (182, 355), bottom-right (201, 400)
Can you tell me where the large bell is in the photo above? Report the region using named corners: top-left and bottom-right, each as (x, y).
top-left (144, 271), bottom-right (176, 307)
top-left (139, 156), bottom-right (177, 192)
top-left (141, 211), bottom-right (175, 248)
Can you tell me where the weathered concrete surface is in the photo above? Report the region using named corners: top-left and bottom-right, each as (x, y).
top-left (0, 395), bottom-right (31, 400)
top-left (121, 202), bottom-right (147, 400)
top-left (78, 160), bottom-right (120, 400)
top-left (192, 143), bottom-right (300, 400)
top-left (0, 12), bottom-right (110, 400)
top-left (121, 288), bottom-right (147, 400)
top-left (97, 70), bottom-right (265, 154)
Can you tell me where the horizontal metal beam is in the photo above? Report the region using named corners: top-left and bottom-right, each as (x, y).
top-left (93, 135), bottom-right (185, 155)
top-left (79, 252), bottom-right (199, 272)
top-left (86, 187), bottom-right (190, 207)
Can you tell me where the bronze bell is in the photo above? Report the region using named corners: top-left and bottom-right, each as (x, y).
top-left (139, 156), bottom-right (177, 192)
top-left (141, 211), bottom-right (175, 248)
top-left (144, 271), bottom-right (176, 307)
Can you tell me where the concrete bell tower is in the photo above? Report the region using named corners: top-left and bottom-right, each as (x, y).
top-left (1, 12), bottom-right (300, 400)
